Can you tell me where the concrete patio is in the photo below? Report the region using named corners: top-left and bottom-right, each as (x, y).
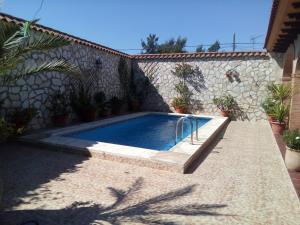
top-left (1, 121), bottom-right (300, 225)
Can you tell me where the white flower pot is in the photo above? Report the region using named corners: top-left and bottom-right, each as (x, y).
top-left (285, 147), bottom-right (300, 171)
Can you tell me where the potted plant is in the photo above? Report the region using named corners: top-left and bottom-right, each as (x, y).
top-left (70, 84), bottom-right (97, 122)
top-left (47, 91), bottom-right (70, 126)
top-left (213, 95), bottom-right (235, 117)
top-left (110, 96), bottom-right (124, 115)
top-left (10, 107), bottom-right (38, 133)
top-left (261, 98), bottom-right (276, 122)
top-left (0, 117), bottom-right (14, 143)
top-left (171, 97), bottom-right (188, 114)
top-left (94, 91), bottom-right (107, 117)
top-left (129, 94), bottom-right (140, 112)
top-left (270, 103), bottom-right (289, 135)
top-left (283, 129), bottom-right (300, 171)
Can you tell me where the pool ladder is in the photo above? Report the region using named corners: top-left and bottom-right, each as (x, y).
top-left (175, 115), bottom-right (199, 144)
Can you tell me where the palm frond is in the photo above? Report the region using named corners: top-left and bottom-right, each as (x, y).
top-left (0, 21), bottom-right (20, 55)
top-left (4, 60), bottom-right (81, 83)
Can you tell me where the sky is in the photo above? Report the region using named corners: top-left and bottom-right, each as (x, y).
top-left (0, 0), bottom-right (272, 54)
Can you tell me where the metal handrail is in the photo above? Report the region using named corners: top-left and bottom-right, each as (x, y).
top-left (175, 116), bottom-right (194, 144)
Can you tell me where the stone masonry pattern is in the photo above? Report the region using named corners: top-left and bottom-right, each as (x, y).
top-left (0, 32), bottom-right (130, 129)
top-left (133, 53), bottom-right (284, 120)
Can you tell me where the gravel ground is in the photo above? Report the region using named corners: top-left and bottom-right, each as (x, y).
top-left (0, 121), bottom-right (300, 225)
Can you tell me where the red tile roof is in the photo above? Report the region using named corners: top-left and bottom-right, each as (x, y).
top-left (0, 12), bottom-right (131, 58)
top-left (132, 51), bottom-right (268, 59)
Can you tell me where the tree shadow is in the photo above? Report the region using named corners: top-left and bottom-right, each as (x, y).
top-left (1, 177), bottom-right (230, 225)
top-left (185, 66), bottom-right (207, 93)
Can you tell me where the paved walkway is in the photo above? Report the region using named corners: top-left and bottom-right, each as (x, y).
top-left (0, 121), bottom-right (300, 225)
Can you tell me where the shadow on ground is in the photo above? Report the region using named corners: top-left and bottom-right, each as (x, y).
top-left (0, 143), bottom-right (230, 225)
top-left (1, 177), bottom-right (228, 225)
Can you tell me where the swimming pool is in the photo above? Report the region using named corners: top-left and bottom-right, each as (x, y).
top-left (22, 112), bottom-right (228, 173)
top-left (66, 114), bottom-right (211, 151)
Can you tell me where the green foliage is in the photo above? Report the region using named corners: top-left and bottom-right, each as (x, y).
top-left (267, 83), bottom-right (291, 104)
top-left (141, 34), bottom-right (159, 54)
top-left (47, 91), bottom-right (70, 116)
top-left (70, 82), bottom-right (94, 116)
top-left (171, 96), bottom-right (188, 108)
top-left (10, 107), bottom-right (38, 134)
top-left (157, 37), bottom-right (187, 53)
top-left (118, 58), bottom-right (130, 99)
top-left (196, 45), bottom-right (205, 52)
top-left (213, 95), bottom-right (235, 111)
top-left (261, 98), bottom-right (276, 114)
top-left (283, 129), bottom-right (300, 151)
top-left (141, 34), bottom-right (187, 54)
top-left (172, 63), bottom-right (194, 108)
top-left (0, 117), bottom-right (14, 142)
top-left (0, 20), bottom-right (80, 84)
top-left (172, 63), bottom-right (195, 80)
top-left (93, 91), bottom-right (106, 107)
top-left (270, 103), bottom-right (289, 123)
top-left (208, 40), bottom-right (221, 52)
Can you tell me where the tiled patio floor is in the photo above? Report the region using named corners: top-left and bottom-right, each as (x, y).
top-left (0, 121), bottom-right (300, 225)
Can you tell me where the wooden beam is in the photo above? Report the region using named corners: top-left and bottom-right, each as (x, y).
top-left (292, 2), bottom-right (300, 9)
top-left (284, 21), bottom-right (300, 27)
top-left (279, 34), bottom-right (298, 38)
top-left (281, 28), bottom-right (300, 33)
top-left (288, 12), bottom-right (300, 19)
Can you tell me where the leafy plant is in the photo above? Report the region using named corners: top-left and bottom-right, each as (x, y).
top-left (208, 40), bottom-right (221, 52)
top-left (94, 91), bottom-right (106, 107)
top-left (261, 98), bottom-right (276, 115)
top-left (270, 103), bottom-right (289, 123)
top-left (283, 129), bottom-right (300, 151)
top-left (110, 96), bottom-right (124, 115)
top-left (47, 91), bottom-right (70, 116)
top-left (171, 96), bottom-right (188, 109)
top-left (0, 117), bottom-right (14, 142)
top-left (213, 95), bottom-right (235, 111)
top-left (267, 83), bottom-right (291, 104)
top-left (10, 107), bottom-right (38, 133)
top-left (70, 82), bottom-right (95, 116)
top-left (171, 63), bottom-right (194, 110)
top-left (0, 20), bottom-right (80, 84)
top-left (118, 58), bottom-right (130, 99)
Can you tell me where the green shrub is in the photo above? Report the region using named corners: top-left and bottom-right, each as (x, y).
top-left (261, 98), bottom-right (276, 115)
top-left (171, 97), bottom-right (188, 108)
top-left (0, 117), bottom-right (13, 142)
top-left (213, 95), bottom-right (235, 111)
top-left (267, 83), bottom-right (291, 104)
top-left (270, 103), bottom-right (289, 123)
top-left (47, 91), bottom-right (70, 116)
top-left (283, 129), bottom-right (300, 151)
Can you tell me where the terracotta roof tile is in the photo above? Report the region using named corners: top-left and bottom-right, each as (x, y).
top-left (132, 51), bottom-right (268, 60)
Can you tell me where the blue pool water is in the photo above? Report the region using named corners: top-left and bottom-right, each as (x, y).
top-left (66, 114), bottom-right (211, 151)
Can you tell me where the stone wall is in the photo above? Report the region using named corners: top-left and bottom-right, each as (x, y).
top-left (133, 53), bottom-right (284, 120)
top-left (0, 35), bottom-right (131, 129)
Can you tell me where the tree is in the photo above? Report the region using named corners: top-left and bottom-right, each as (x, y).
top-left (0, 20), bottom-right (79, 84)
top-left (208, 40), bottom-right (221, 52)
top-left (196, 45), bottom-right (205, 52)
top-left (141, 34), bottom-right (159, 54)
top-left (158, 37), bottom-right (187, 53)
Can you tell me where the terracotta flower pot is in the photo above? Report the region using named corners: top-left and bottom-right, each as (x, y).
top-left (80, 108), bottom-right (97, 122)
top-left (267, 115), bottom-right (276, 122)
top-left (220, 110), bottom-right (230, 117)
top-left (270, 121), bottom-right (286, 135)
top-left (130, 100), bottom-right (140, 112)
top-left (285, 147), bottom-right (300, 171)
top-left (175, 107), bottom-right (187, 114)
top-left (52, 114), bottom-right (69, 127)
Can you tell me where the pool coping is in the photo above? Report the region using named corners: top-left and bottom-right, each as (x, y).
top-left (19, 112), bottom-right (228, 173)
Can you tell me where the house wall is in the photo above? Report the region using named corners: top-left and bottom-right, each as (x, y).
top-left (0, 35), bottom-right (131, 129)
top-left (288, 35), bottom-right (300, 130)
top-left (133, 53), bottom-right (284, 120)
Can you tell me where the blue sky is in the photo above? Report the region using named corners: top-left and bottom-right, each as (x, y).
top-left (0, 0), bottom-right (272, 53)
